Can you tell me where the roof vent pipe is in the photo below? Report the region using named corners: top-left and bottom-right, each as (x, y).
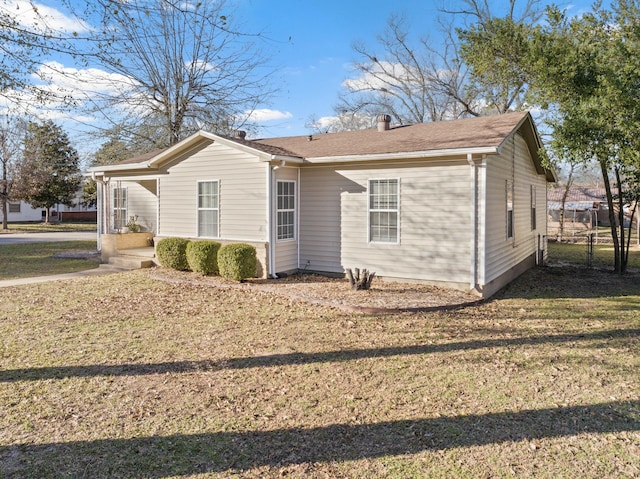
top-left (377, 114), bottom-right (391, 132)
top-left (234, 130), bottom-right (247, 140)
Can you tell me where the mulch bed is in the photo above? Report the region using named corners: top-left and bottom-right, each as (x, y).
top-left (148, 269), bottom-right (483, 314)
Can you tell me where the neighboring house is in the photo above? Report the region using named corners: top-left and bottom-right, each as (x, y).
top-left (0, 194), bottom-right (96, 223)
top-left (0, 201), bottom-right (43, 222)
top-left (547, 186), bottom-right (633, 229)
top-left (89, 111), bottom-right (556, 298)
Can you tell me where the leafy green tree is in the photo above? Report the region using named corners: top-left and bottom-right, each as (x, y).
top-left (12, 120), bottom-right (81, 223)
top-left (527, 1), bottom-right (640, 273)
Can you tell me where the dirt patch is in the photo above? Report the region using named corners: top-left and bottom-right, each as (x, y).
top-left (149, 269), bottom-right (482, 313)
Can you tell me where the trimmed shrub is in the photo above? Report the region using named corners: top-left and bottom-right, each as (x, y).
top-left (217, 243), bottom-right (257, 281)
top-left (186, 240), bottom-right (221, 275)
top-left (156, 237), bottom-right (191, 271)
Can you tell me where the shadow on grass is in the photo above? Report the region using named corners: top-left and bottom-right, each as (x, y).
top-left (494, 265), bottom-right (640, 300)
top-left (1, 400), bottom-right (638, 477)
top-left (2, 328), bottom-right (638, 382)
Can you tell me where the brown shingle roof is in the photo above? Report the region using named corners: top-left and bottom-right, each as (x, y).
top-left (253, 111), bottom-right (529, 158)
top-left (116, 148), bottom-right (167, 165)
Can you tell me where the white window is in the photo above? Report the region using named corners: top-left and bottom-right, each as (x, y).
top-left (112, 187), bottom-right (127, 230)
top-left (369, 179), bottom-right (399, 243)
top-left (277, 180), bottom-right (296, 241)
top-left (531, 185), bottom-right (537, 231)
top-left (198, 180), bottom-right (219, 237)
top-left (506, 179), bottom-right (514, 239)
top-left (8, 202), bottom-right (20, 213)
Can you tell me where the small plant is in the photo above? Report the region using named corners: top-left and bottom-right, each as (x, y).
top-left (186, 240), bottom-right (221, 275)
top-left (217, 243), bottom-right (257, 281)
top-left (125, 215), bottom-right (141, 233)
top-left (346, 268), bottom-right (376, 290)
top-left (156, 237), bottom-right (191, 271)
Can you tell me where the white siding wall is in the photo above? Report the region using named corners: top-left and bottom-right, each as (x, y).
top-left (158, 142), bottom-right (267, 241)
top-left (0, 202), bottom-right (42, 222)
top-left (124, 180), bottom-right (157, 233)
top-left (483, 133), bottom-right (548, 284)
top-left (300, 160), bottom-right (472, 284)
top-left (274, 167), bottom-right (299, 273)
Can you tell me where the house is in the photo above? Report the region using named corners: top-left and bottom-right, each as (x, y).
top-left (89, 111), bottom-right (556, 298)
top-left (0, 193), bottom-right (96, 224)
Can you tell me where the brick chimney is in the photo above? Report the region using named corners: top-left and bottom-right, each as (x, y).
top-left (377, 114), bottom-right (391, 132)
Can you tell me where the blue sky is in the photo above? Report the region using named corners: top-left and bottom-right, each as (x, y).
top-left (1, 0), bottom-right (603, 154)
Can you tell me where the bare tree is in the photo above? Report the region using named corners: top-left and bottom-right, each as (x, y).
top-left (454, 0), bottom-right (543, 114)
top-left (0, 117), bottom-right (24, 230)
top-left (60, 0), bottom-right (276, 147)
top-left (305, 112), bottom-right (376, 134)
top-left (336, 14), bottom-right (478, 126)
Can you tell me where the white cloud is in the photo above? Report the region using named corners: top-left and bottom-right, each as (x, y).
top-left (1, 0), bottom-right (91, 34)
top-left (343, 61), bottom-right (409, 92)
top-left (244, 109), bottom-right (293, 122)
top-left (35, 61), bottom-right (137, 97)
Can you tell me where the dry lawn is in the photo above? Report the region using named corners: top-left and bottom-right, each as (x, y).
top-left (0, 264), bottom-right (638, 478)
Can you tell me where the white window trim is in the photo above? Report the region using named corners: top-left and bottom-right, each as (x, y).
top-left (506, 179), bottom-right (514, 240)
top-left (531, 184), bottom-right (537, 231)
top-left (368, 178), bottom-right (400, 244)
top-left (276, 179), bottom-right (296, 242)
top-left (112, 186), bottom-right (127, 231)
top-left (197, 179), bottom-right (220, 238)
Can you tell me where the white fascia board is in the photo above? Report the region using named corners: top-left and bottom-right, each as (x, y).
top-left (147, 131), bottom-right (217, 167)
top-left (145, 131), bottom-right (304, 165)
top-left (88, 162), bottom-right (152, 176)
top-left (304, 147), bottom-right (499, 164)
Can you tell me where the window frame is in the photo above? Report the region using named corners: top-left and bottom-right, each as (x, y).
top-left (8, 202), bottom-right (20, 213)
top-left (368, 178), bottom-right (400, 244)
top-left (276, 180), bottom-right (296, 242)
top-left (530, 184), bottom-right (537, 231)
top-left (506, 179), bottom-right (514, 240)
top-left (112, 186), bottom-right (127, 231)
top-left (197, 179), bottom-right (220, 238)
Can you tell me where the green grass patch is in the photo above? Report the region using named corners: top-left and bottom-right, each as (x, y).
top-left (0, 267), bottom-right (638, 478)
top-left (0, 241), bottom-right (99, 280)
top-left (1, 222), bottom-right (97, 233)
top-left (548, 240), bottom-right (640, 269)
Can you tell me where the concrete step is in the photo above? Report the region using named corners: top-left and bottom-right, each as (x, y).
top-left (117, 247), bottom-right (156, 258)
top-left (108, 255), bottom-right (155, 270)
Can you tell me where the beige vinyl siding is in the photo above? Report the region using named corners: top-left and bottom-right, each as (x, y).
top-left (483, 133), bottom-right (548, 284)
top-left (124, 180), bottom-right (157, 233)
top-left (158, 141), bottom-right (267, 241)
top-left (274, 167), bottom-right (299, 273)
top-left (300, 160), bottom-right (472, 284)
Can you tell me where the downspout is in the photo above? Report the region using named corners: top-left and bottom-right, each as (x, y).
top-left (91, 172), bottom-right (105, 251)
top-left (297, 167), bottom-right (301, 270)
top-left (467, 153), bottom-right (478, 291)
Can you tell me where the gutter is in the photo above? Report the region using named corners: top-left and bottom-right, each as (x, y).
top-left (306, 147), bottom-right (499, 164)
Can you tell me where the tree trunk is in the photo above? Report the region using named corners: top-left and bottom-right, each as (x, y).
top-left (559, 164), bottom-right (575, 242)
top-left (601, 162), bottom-right (621, 273)
top-left (1, 197), bottom-right (7, 230)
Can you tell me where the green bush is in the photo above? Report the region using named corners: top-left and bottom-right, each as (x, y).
top-left (186, 240), bottom-right (221, 275)
top-left (156, 237), bottom-right (191, 271)
top-left (217, 243), bottom-right (257, 281)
